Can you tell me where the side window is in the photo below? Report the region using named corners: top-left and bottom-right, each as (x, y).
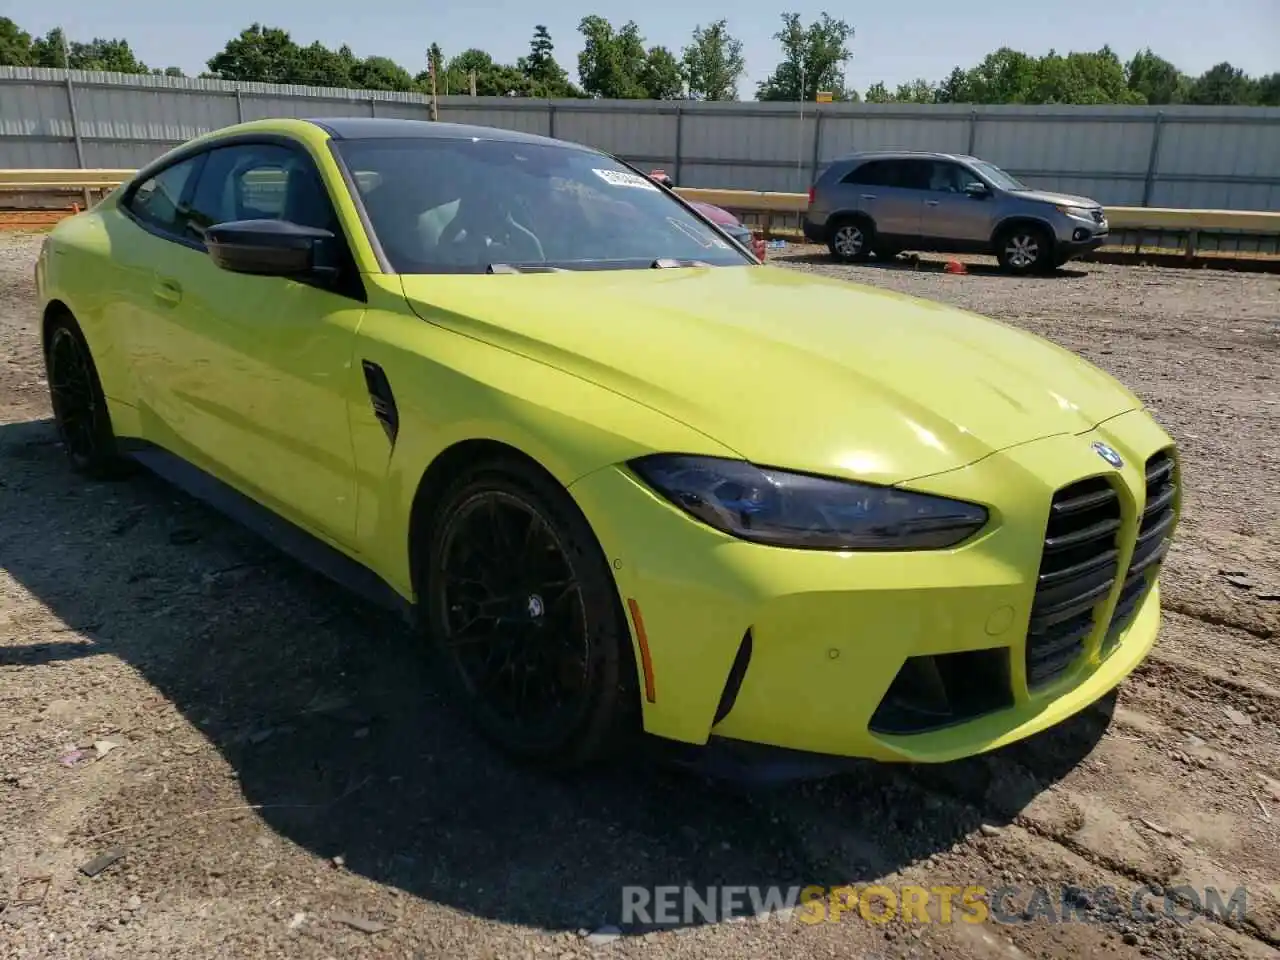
top-left (843, 160), bottom-right (891, 186)
top-left (126, 156), bottom-right (202, 235)
top-left (185, 142), bottom-right (338, 242)
top-left (895, 159), bottom-right (933, 191)
top-left (927, 162), bottom-right (971, 193)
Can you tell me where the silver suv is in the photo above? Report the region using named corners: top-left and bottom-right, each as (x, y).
top-left (803, 151), bottom-right (1109, 274)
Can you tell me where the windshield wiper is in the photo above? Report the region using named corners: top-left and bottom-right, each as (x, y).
top-left (650, 258), bottom-right (712, 269)
top-left (485, 263), bottom-right (569, 274)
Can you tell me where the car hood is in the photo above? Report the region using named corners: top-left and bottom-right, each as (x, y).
top-left (399, 267), bottom-right (1140, 485)
top-left (1009, 189), bottom-right (1101, 209)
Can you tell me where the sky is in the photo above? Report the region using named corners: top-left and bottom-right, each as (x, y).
top-left (7, 0), bottom-right (1278, 95)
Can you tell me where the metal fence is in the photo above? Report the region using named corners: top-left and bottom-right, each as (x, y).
top-left (2, 66), bottom-right (1279, 209)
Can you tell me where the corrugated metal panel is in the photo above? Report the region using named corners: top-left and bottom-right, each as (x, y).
top-left (821, 116), bottom-right (970, 158)
top-left (2, 68), bottom-right (1278, 209)
top-left (555, 106), bottom-right (674, 158)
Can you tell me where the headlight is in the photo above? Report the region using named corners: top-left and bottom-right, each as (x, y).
top-left (628, 454), bottom-right (989, 551)
top-left (1057, 205), bottom-right (1094, 221)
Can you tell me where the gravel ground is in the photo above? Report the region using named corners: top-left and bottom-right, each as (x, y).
top-left (1, 233), bottom-right (1278, 960)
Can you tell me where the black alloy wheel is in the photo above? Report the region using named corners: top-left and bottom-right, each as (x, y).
top-left (424, 458), bottom-right (637, 770)
top-left (45, 314), bottom-right (124, 477)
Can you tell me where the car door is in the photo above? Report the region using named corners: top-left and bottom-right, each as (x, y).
top-left (919, 161), bottom-right (996, 249)
top-left (138, 140), bottom-right (366, 546)
top-left (842, 158), bottom-right (923, 245)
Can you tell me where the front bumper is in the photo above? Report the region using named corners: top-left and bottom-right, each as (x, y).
top-left (569, 408), bottom-right (1176, 763)
top-left (1056, 220), bottom-right (1109, 259)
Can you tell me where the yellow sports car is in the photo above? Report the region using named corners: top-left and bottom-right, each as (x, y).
top-left (36, 118), bottom-right (1179, 774)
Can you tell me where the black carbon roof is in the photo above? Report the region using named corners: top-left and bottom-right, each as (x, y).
top-left (304, 117), bottom-right (583, 150)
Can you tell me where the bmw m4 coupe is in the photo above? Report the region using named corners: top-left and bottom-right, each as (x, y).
top-left (36, 118), bottom-right (1180, 772)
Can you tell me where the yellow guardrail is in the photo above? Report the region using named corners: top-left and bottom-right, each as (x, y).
top-left (1, 170), bottom-right (1277, 236)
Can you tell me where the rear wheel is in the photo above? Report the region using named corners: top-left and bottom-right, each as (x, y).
top-left (44, 312), bottom-right (127, 478)
top-left (996, 224), bottom-right (1053, 275)
top-left (421, 456), bottom-right (638, 771)
top-left (827, 217), bottom-right (874, 263)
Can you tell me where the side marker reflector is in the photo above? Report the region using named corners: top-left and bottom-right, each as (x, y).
top-left (626, 598), bottom-right (657, 703)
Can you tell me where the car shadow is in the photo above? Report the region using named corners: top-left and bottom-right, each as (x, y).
top-left (776, 251), bottom-right (1090, 279)
top-left (0, 416), bottom-right (1114, 933)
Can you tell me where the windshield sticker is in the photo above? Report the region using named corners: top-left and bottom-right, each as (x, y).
top-left (592, 168), bottom-right (660, 191)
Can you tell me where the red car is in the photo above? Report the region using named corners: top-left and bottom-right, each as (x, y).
top-left (648, 170), bottom-right (767, 260)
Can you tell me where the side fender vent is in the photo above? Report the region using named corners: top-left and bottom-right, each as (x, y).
top-left (361, 360), bottom-right (399, 445)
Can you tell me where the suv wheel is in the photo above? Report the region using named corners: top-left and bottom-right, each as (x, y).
top-left (996, 225), bottom-right (1052, 275)
top-left (827, 218), bottom-right (873, 263)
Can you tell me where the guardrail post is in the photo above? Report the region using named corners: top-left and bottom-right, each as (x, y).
top-left (369, 96), bottom-right (377, 118)
top-left (967, 110), bottom-right (978, 154)
top-left (1142, 112), bottom-right (1164, 208)
top-left (234, 89), bottom-right (244, 123)
top-left (63, 72), bottom-right (91, 208)
top-left (673, 105), bottom-right (684, 185)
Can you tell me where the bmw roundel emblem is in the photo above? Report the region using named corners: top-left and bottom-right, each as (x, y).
top-left (1091, 441), bottom-right (1124, 469)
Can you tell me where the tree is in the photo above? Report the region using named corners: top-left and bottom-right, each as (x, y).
top-left (351, 55), bottom-right (413, 91)
top-left (640, 46), bottom-right (684, 99)
top-left (291, 41), bottom-right (354, 88)
top-left (934, 67), bottom-right (971, 103)
top-left (1188, 62), bottom-right (1256, 105)
top-left (154, 66), bottom-right (186, 78)
top-left (893, 78), bottom-right (936, 103)
top-left (755, 12), bottom-right (855, 102)
top-left (1256, 72), bottom-right (1280, 106)
top-left (518, 25), bottom-right (578, 97)
top-left (864, 81), bottom-right (890, 103)
top-left (577, 16), bottom-right (648, 99)
top-left (1126, 48), bottom-right (1186, 104)
top-left (0, 17), bottom-right (32, 66)
top-left (206, 24), bottom-right (299, 83)
top-left (961, 47), bottom-right (1037, 103)
top-left (681, 19), bottom-right (745, 101)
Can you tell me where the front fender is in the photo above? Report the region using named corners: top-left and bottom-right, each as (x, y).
top-left (348, 286), bottom-right (738, 599)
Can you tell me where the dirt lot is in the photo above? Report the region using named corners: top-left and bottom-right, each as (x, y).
top-left (1, 234), bottom-right (1278, 960)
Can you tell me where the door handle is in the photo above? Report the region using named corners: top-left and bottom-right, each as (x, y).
top-left (152, 278), bottom-right (182, 305)
top-left (860, 194), bottom-right (877, 200)
top-left (924, 200), bottom-right (940, 206)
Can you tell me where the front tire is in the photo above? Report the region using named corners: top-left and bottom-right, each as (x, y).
top-left (43, 311), bottom-right (127, 478)
top-left (996, 224), bottom-right (1053, 275)
top-left (827, 217), bottom-right (874, 263)
top-left (421, 456), bottom-right (638, 771)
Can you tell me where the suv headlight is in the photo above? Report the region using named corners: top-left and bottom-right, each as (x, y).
top-left (629, 454), bottom-right (988, 551)
top-left (1057, 205), bottom-right (1094, 221)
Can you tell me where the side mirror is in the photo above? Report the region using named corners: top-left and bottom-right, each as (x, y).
top-left (964, 181), bottom-right (989, 198)
top-left (205, 219), bottom-right (336, 278)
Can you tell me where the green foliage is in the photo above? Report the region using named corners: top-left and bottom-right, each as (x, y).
top-left (681, 20), bottom-right (746, 101)
top-left (885, 45), bottom-right (1273, 107)
top-left (756, 13), bottom-right (857, 102)
top-left (0, 17), bottom-right (33, 66)
top-left (577, 16), bottom-right (648, 98)
top-left (1, 15), bottom-right (1274, 107)
top-left (517, 25), bottom-right (581, 98)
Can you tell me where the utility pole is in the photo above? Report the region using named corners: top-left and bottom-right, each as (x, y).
top-left (469, 70), bottom-right (477, 97)
top-left (429, 55), bottom-right (439, 121)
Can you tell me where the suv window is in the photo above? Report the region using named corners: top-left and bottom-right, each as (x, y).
top-left (927, 162), bottom-right (976, 193)
top-left (842, 159), bottom-right (895, 186)
top-left (126, 156), bottom-right (203, 234)
top-left (842, 158), bottom-right (933, 190)
top-left (184, 142), bottom-right (337, 243)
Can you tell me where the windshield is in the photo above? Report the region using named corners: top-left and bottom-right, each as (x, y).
top-left (334, 137), bottom-right (753, 274)
top-left (970, 160), bottom-right (1028, 192)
